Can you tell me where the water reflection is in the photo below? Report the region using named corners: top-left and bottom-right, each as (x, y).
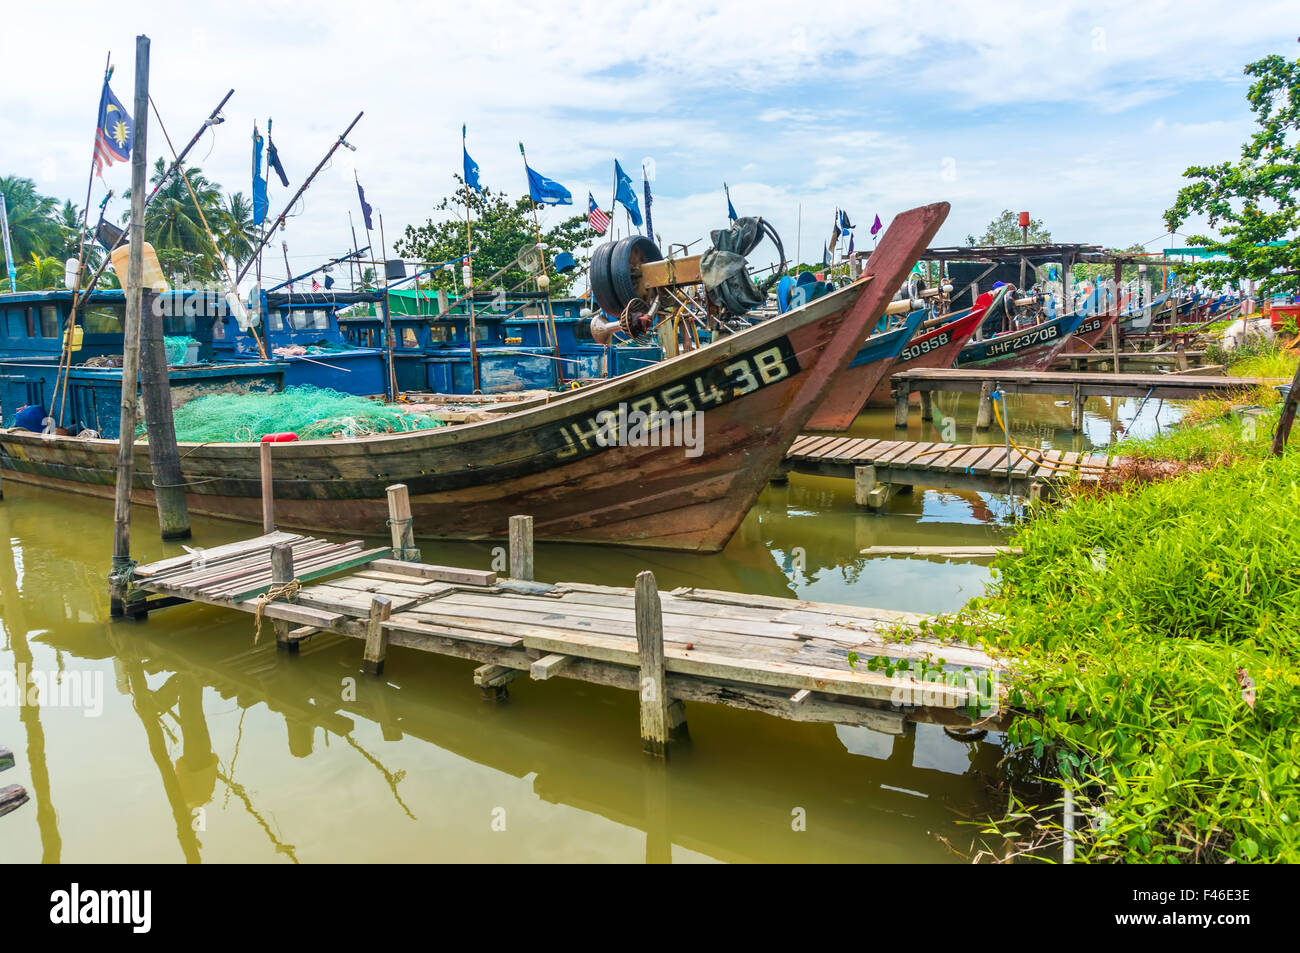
top-left (0, 475), bottom-right (1012, 863)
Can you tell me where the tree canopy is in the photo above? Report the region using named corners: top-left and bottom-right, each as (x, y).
top-left (1165, 53), bottom-right (1300, 295)
top-left (1, 176), bottom-right (69, 262)
top-left (394, 176), bottom-right (594, 297)
top-left (965, 209), bottom-right (1051, 246)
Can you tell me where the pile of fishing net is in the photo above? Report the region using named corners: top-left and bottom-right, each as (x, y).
top-left (159, 385), bottom-right (446, 443)
top-left (164, 336), bottom-right (199, 365)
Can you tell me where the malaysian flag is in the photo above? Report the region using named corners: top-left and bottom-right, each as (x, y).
top-left (93, 78), bottom-right (133, 178)
top-left (587, 192), bottom-right (610, 235)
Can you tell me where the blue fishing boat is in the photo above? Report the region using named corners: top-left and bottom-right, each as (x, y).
top-left (339, 291), bottom-right (663, 395)
top-left (0, 288), bottom-right (282, 438)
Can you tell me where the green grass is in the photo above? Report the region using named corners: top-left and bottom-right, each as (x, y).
top-left (1112, 404), bottom-right (1279, 466)
top-left (945, 444), bottom-right (1300, 863)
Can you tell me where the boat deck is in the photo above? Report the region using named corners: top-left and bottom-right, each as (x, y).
top-left (131, 531), bottom-right (1007, 743)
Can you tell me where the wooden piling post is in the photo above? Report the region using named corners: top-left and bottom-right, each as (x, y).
top-left (385, 483), bottom-right (418, 561)
top-left (893, 389), bottom-right (909, 428)
top-left (362, 595), bottom-right (393, 675)
top-left (508, 514), bottom-right (534, 581)
top-left (919, 389), bottom-right (933, 422)
top-left (1176, 342), bottom-right (1189, 372)
top-left (139, 287), bottom-right (190, 539)
top-left (1111, 261), bottom-right (1122, 373)
top-left (1071, 384), bottom-right (1084, 433)
top-left (975, 380), bottom-right (994, 431)
top-left (259, 440), bottom-right (274, 534)
top-left (108, 35), bottom-right (152, 618)
top-left (635, 570), bottom-right (685, 757)
top-left (854, 465), bottom-right (876, 508)
top-left (270, 542), bottom-right (296, 653)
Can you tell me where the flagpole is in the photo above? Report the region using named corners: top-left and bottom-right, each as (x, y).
top-left (462, 125), bottom-right (481, 392)
top-left (348, 211), bottom-right (360, 290)
top-left (520, 142), bottom-right (562, 381)
top-left (377, 211), bottom-right (398, 399)
top-left (53, 51), bottom-right (112, 428)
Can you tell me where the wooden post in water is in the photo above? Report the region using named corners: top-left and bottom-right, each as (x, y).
top-left (259, 441), bottom-right (274, 533)
top-left (975, 380), bottom-right (994, 431)
top-left (109, 35), bottom-right (151, 618)
top-left (919, 389), bottom-right (933, 422)
top-left (362, 595), bottom-right (393, 675)
top-left (386, 483), bottom-right (417, 561)
top-left (1111, 261), bottom-right (1122, 373)
top-left (139, 287), bottom-right (190, 539)
top-left (508, 514), bottom-right (534, 581)
top-left (635, 570), bottom-right (671, 757)
top-left (270, 542), bottom-right (295, 652)
top-left (854, 465), bottom-right (875, 508)
top-left (1071, 383), bottom-right (1084, 433)
top-left (893, 389), bottom-right (909, 428)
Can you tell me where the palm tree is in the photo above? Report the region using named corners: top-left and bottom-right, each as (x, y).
top-left (0, 253), bottom-right (68, 292)
top-left (123, 158), bottom-right (227, 282)
top-left (219, 192), bottom-right (257, 271)
top-left (0, 176), bottom-right (65, 261)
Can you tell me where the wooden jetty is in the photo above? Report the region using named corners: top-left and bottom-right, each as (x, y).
top-left (125, 488), bottom-right (1008, 755)
top-left (783, 434), bottom-right (1116, 506)
top-left (889, 367), bottom-right (1276, 432)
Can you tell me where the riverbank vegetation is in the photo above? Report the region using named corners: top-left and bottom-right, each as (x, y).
top-left (953, 439), bottom-right (1300, 862)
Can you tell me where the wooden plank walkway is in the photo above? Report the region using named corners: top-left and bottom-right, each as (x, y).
top-left (131, 532), bottom-right (1008, 745)
top-left (890, 366), bottom-right (1272, 400)
top-left (784, 435), bottom-right (1117, 502)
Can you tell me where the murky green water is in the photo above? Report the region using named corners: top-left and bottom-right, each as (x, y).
top-left (0, 395), bottom-right (1177, 862)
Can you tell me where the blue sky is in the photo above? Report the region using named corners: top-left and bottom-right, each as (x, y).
top-left (1, 0), bottom-right (1294, 283)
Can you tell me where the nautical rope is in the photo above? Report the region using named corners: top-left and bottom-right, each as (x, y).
top-left (253, 578), bottom-right (301, 643)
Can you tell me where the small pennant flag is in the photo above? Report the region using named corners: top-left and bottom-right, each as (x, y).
top-left (267, 132), bottom-right (289, 187)
top-left (725, 182), bottom-right (737, 222)
top-left (521, 143), bottom-right (572, 205)
top-left (614, 159), bottom-right (642, 227)
top-left (355, 173), bottom-right (374, 230)
top-left (93, 77), bottom-right (133, 177)
top-left (870, 214), bottom-right (883, 237)
top-left (587, 193), bottom-right (610, 235)
top-left (643, 168), bottom-right (654, 242)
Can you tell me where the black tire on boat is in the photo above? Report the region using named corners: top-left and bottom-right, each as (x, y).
top-left (609, 235), bottom-right (663, 314)
top-left (589, 242), bottom-right (622, 316)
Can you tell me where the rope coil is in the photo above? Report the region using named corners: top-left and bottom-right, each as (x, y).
top-left (253, 578), bottom-right (302, 643)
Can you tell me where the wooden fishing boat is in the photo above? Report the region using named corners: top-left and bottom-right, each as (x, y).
top-left (0, 203), bottom-right (950, 552)
top-left (803, 306), bottom-right (925, 431)
top-left (956, 287), bottom-right (1085, 371)
top-left (861, 296), bottom-right (991, 409)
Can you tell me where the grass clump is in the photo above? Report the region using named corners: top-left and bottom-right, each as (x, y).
top-left (948, 449), bottom-right (1300, 862)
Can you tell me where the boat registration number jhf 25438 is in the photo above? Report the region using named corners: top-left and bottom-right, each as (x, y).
top-left (544, 337), bottom-right (801, 462)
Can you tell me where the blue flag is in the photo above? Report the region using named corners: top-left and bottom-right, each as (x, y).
top-left (252, 124), bottom-right (267, 226)
top-left (93, 78), bottom-right (132, 177)
top-left (462, 125), bottom-right (482, 193)
top-left (524, 162), bottom-right (572, 206)
top-left (355, 173), bottom-right (374, 230)
top-left (725, 183), bottom-right (737, 222)
top-left (838, 209), bottom-right (854, 231)
top-left (614, 159), bottom-right (642, 227)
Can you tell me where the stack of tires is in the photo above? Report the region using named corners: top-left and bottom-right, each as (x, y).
top-left (589, 236), bottom-right (663, 318)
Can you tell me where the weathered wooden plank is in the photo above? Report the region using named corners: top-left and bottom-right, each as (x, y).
top-left (368, 558), bottom-right (496, 587)
top-left (382, 613), bottom-right (526, 648)
top-left (529, 653), bottom-right (573, 681)
top-left (362, 596), bottom-right (393, 675)
top-left (134, 531), bottom-right (302, 578)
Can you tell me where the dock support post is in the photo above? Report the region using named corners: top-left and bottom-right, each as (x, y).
top-left (1176, 342), bottom-right (1189, 371)
top-left (1071, 384), bottom-right (1084, 433)
top-left (270, 542), bottom-right (296, 653)
top-left (259, 441), bottom-right (275, 534)
top-left (474, 663), bottom-right (519, 702)
top-left (635, 570), bottom-right (686, 757)
top-left (509, 514), bottom-right (534, 581)
top-left (975, 380), bottom-right (994, 431)
top-left (854, 465), bottom-right (876, 509)
top-left (362, 595), bottom-right (393, 676)
top-left (385, 483), bottom-right (418, 561)
top-left (919, 389), bottom-right (933, 422)
top-left (140, 287), bottom-right (191, 540)
top-left (893, 389), bottom-right (909, 428)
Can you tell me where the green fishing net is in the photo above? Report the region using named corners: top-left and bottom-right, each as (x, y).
top-left (164, 336), bottom-right (198, 365)
top-left (153, 385), bottom-right (446, 443)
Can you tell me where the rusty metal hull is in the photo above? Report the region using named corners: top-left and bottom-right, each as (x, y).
top-left (0, 204), bottom-right (950, 552)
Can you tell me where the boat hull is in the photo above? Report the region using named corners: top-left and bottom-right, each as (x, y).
top-left (956, 310), bottom-right (1085, 372)
top-left (803, 307), bottom-right (925, 431)
top-left (862, 300), bottom-right (989, 409)
top-left (0, 203), bottom-right (952, 552)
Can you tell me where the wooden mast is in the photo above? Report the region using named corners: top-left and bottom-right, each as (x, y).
top-left (109, 34), bottom-right (151, 615)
